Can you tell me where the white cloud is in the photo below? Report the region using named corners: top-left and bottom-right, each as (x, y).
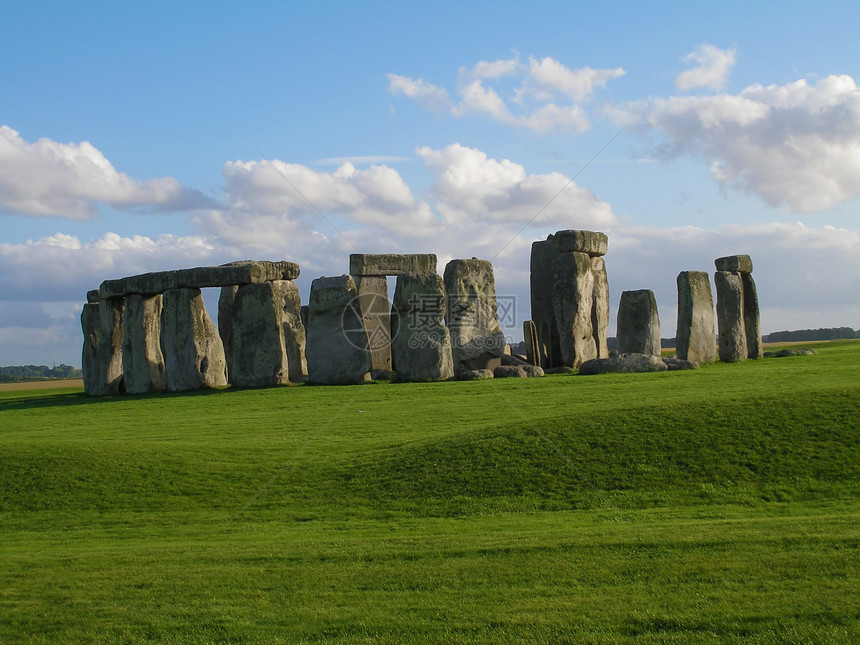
top-left (0, 126), bottom-right (216, 219)
top-left (389, 55), bottom-right (625, 134)
top-left (417, 143), bottom-right (617, 228)
top-left (217, 158), bottom-right (438, 237)
top-left (676, 44), bottom-right (737, 92)
top-left (642, 74), bottom-right (860, 212)
top-left (386, 74), bottom-right (452, 113)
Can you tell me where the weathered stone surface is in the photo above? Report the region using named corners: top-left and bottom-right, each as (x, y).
top-left (578, 353), bottom-right (668, 375)
top-left (554, 251), bottom-right (597, 368)
top-left (306, 275), bottom-right (372, 385)
top-left (715, 254), bottom-right (753, 274)
top-left (457, 368), bottom-right (494, 380)
top-left (663, 357), bottom-right (699, 371)
top-left (714, 271), bottom-right (747, 362)
top-left (529, 240), bottom-right (559, 369)
top-left (370, 369), bottom-right (394, 380)
top-left (764, 348), bottom-right (818, 357)
top-left (122, 294), bottom-right (165, 394)
top-left (349, 254), bottom-right (437, 276)
top-left (300, 305), bottom-right (308, 329)
top-left (549, 230), bottom-right (608, 257)
top-left (522, 365), bottom-right (544, 377)
top-left (217, 285), bottom-right (239, 380)
top-left (160, 288), bottom-right (228, 392)
top-left (100, 260), bottom-right (300, 298)
top-left (742, 273), bottom-right (763, 359)
top-left (591, 256), bottom-right (610, 358)
top-left (228, 281), bottom-right (291, 387)
top-left (279, 280), bottom-right (307, 383)
top-left (494, 365), bottom-right (528, 378)
top-left (617, 290), bottom-right (661, 356)
top-left (391, 273), bottom-right (454, 382)
top-left (81, 299), bottom-right (125, 396)
top-left (352, 275), bottom-right (392, 371)
top-left (501, 353), bottom-right (531, 367)
top-left (444, 258), bottom-right (506, 373)
top-left (523, 320), bottom-right (540, 367)
top-left (675, 271), bottom-right (716, 363)
top-left (86, 289), bottom-right (100, 304)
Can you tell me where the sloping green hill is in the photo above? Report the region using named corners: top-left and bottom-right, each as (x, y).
top-left (1, 341), bottom-right (858, 643)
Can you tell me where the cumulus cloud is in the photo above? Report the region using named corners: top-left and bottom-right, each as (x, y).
top-left (0, 126), bottom-right (217, 219)
top-left (676, 44), bottom-right (737, 92)
top-left (638, 74), bottom-right (860, 212)
top-left (417, 143), bottom-right (617, 229)
top-left (388, 55), bottom-right (625, 133)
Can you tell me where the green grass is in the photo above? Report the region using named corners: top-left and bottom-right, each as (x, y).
top-left (1, 341), bottom-right (858, 643)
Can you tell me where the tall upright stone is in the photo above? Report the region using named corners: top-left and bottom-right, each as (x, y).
top-left (279, 280), bottom-right (308, 382)
top-left (81, 298), bottom-right (125, 396)
top-left (530, 240), bottom-right (560, 369)
top-left (554, 251), bottom-right (597, 368)
top-left (617, 290), bottom-right (661, 356)
top-left (591, 256), bottom-right (610, 359)
top-left (530, 230), bottom-right (609, 370)
top-left (714, 271), bottom-right (747, 362)
top-left (122, 294), bottom-right (166, 394)
top-left (161, 288), bottom-right (228, 392)
top-left (392, 273), bottom-right (454, 382)
top-left (523, 320), bottom-right (540, 367)
top-left (676, 271), bottom-right (716, 363)
top-left (443, 258), bottom-right (505, 373)
top-left (217, 285), bottom-right (239, 381)
top-left (742, 273), bottom-right (763, 359)
top-left (352, 275), bottom-right (392, 372)
top-left (306, 275), bottom-right (371, 385)
top-left (228, 282), bottom-right (291, 387)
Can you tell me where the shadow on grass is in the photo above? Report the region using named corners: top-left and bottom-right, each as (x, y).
top-left (0, 386), bottom-right (232, 412)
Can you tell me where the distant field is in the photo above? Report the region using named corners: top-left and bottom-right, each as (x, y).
top-left (1, 341), bottom-right (858, 643)
top-left (0, 378), bottom-right (83, 392)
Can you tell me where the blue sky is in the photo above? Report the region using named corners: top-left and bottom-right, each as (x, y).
top-left (1, 1), bottom-right (859, 366)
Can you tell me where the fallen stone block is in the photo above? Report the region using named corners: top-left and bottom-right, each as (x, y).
top-left (578, 353), bottom-right (668, 375)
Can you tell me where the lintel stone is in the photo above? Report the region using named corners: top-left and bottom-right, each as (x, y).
top-left (99, 260), bottom-right (300, 298)
top-left (549, 230), bottom-right (608, 257)
top-left (349, 253), bottom-right (436, 276)
top-left (715, 254), bottom-right (753, 274)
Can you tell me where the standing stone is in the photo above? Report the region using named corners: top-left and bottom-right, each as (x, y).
top-left (523, 320), bottom-right (540, 367)
top-left (352, 275), bottom-right (392, 372)
top-left (161, 288), bottom-right (228, 392)
top-left (553, 251), bottom-right (597, 368)
top-left (391, 273), bottom-right (454, 382)
top-left (530, 240), bottom-right (559, 369)
top-left (676, 271), bottom-right (716, 363)
top-left (122, 294), bottom-right (166, 394)
top-left (81, 299), bottom-right (125, 396)
top-left (617, 290), bottom-right (661, 356)
top-left (714, 272), bottom-right (747, 362)
top-left (742, 273), bottom-right (763, 359)
top-left (443, 258), bottom-right (505, 373)
top-left (229, 282), bottom-right (291, 387)
top-left (591, 256), bottom-right (610, 359)
top-left (217, 285), bottom-right (239, 381)
top-left (306, 275), bottom-right (371, 384)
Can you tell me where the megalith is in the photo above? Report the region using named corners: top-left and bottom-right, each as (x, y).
top-left (217, 285), bottom-right (239, 380)
top-left (714, 254), bottom-right (761, 362)
top-left (122, 294), bottom-right (166, 394)
top-left (391, 273), bottom-right (454, 382)
top-left (714, 271), bottom-right (747, 362)
top-left (443, 258), bottom-right (505, 373)
top-left (160, 288), bottom-right (228, 392)
top-left (352, 275), bottom-right (392, 372)
top-left (742, 273), bottom-right (763, 359)
top-left (228, 281), bottom-right (294, 387)
top-left (530, 230), bottom-right (609, 370)
top-left (675, 271), bottom-right (716, 363)
top-left (81, 298), bottom-right (125, 396)
top-left (306, 275), bottom-right (371, 384)
top-left (523, 320), bottom-right (540, 367)
top-left (553, 251), bottom-right (597, 368)
top-left (617, 290), bottom-right (661, 356)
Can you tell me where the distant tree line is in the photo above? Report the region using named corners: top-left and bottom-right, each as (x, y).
top-left (0, 364), bottom-right (82, 382)
top-left (762, 327), bottom-right (858, 343)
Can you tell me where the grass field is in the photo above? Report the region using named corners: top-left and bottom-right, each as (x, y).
top-left (1, 341), bottom-right (858, 643)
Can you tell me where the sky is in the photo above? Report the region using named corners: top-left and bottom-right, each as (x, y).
top-left (1, 0), bottom-right (859, 367)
